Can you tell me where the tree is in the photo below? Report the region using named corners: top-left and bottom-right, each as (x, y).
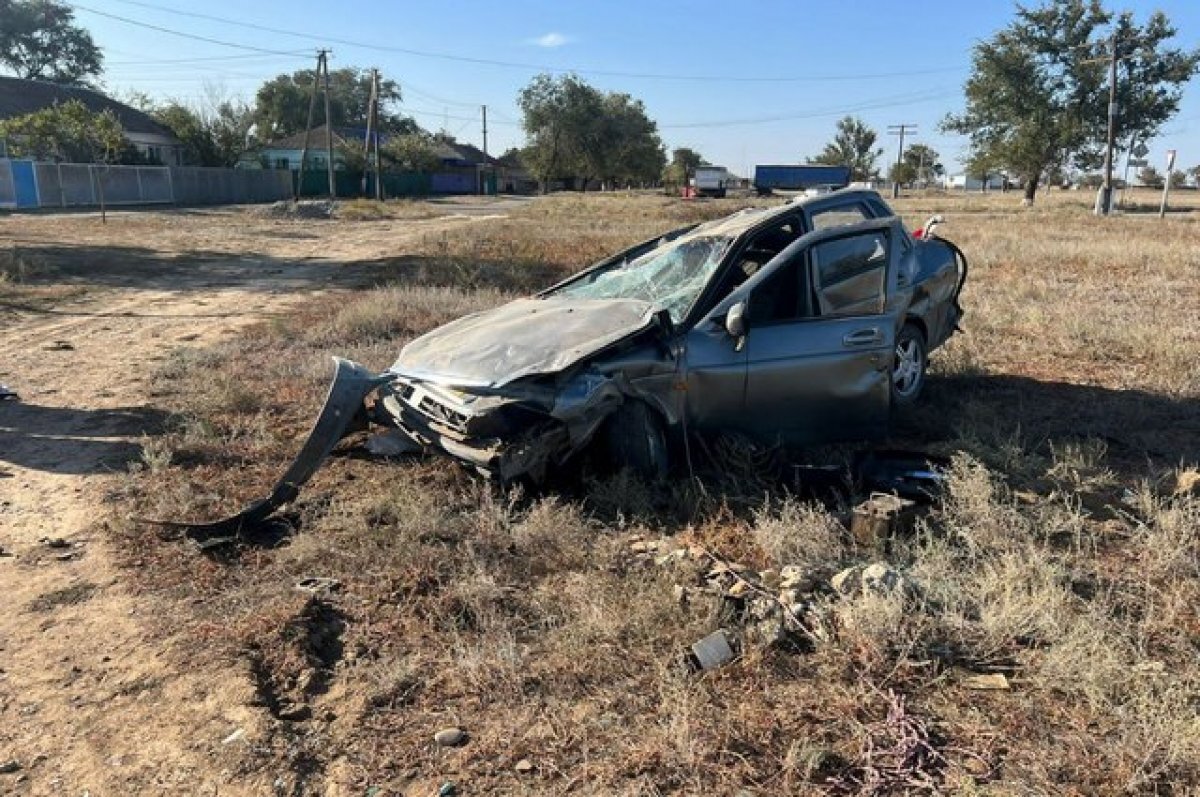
top-left (0, 99), bottom-right (128, 162)
top-left (944, 0), bottom-right (1198, 205)
top-left (1109, 11), bottom-right (1200, 160)
top-left (0, 0), bottom-right (102, 85)
top-left (254, 67), bottom-right (415, 139)
top-left (1137, 165), bottom-right (1163, 188)
top-left (903, 143), bottom-right (943, 185)
top-left (518, 73), bottom-right (664, 191)
top-left (1168, 170), bottom-right (1186, 189)
top-left (594, 92), bottom-right (665, 188)
top-left (382, 131), bottom-right (442, 173)
top-left (152, 103), bottom-right (219, 166)
top-left (810, 116), bottom-right (882, 181)
top-left (662, 147), bottom-right (705, 188)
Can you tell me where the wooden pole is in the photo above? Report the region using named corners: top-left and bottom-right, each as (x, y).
top-left (296, 50), bottom-right (323, 200)
top-left (322, 52), bottom-right (335, 199)
top-left (362, 67), bottom-right (376, 198)
top-left (373, 70), bottom-right (383, 200)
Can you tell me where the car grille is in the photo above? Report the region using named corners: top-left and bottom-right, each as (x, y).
top-left (416, 394), bottom-right (469, 433)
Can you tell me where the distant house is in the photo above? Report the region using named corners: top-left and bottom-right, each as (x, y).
top-left (946, 172), bottom-right (1008, 191)
top-left (254, 124), bottom-right (357, 171)
top-left (0, 76), bottom-right (182, 164)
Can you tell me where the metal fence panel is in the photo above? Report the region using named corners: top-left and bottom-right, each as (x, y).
top-left (0, 160), bottom-right (15, 207)
top-left (169, 166), bottom-right (291, 205)
top-left (34, 163), bottom-right (61, 207)
top-left (58, 164), bottom-right (96, 206)
top-left (137, 166), bottom-right (172, 203)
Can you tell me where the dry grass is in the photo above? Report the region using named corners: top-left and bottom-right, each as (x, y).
top-left (103, 189), bottom-right (1199, 794)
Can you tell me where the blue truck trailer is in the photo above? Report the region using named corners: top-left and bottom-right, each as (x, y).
top-left (754, 164), bottom-right (852, 195)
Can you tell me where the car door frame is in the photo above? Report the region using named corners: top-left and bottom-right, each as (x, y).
top-left (685, 216), bottom-right (905, 444)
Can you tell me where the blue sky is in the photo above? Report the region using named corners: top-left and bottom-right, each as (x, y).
top-left (80, 0), bottom-right (1200, 175)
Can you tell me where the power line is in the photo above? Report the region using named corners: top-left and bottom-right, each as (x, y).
top-left (658, 89), bottom-right (956, 129)
top-left (71, 3), bottom-right (311, 56)
top-left (106, 52), bottom-right (310, 66)
top-left (94, 0), bottom-right (968, 84)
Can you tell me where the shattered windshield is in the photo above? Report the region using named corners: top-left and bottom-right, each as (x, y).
top-left (547, 235), bottom-right (732, 323)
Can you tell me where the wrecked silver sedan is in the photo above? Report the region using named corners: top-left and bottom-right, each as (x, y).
top-left (188, 190), bottom-right (965, 535)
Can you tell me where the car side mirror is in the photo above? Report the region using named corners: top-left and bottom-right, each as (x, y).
top-left (725, 300), bottom-right (747, 351)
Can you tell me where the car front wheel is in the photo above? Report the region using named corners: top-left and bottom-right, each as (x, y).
top-left (891, 323), bottom-right (927, 408)
top-left (602, 400), bottom-right (669, 479)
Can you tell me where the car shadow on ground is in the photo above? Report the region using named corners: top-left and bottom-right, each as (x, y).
top-left (893, 372), bottom-right (1199, 481)
top-left (0, 402), bottom-right (171, 476)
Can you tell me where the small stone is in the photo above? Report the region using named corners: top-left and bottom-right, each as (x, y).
top-left (727, 581), bottom-right (752, 598)
top-left (222, 728), bottom-right (246, 745)
top-left (629, 540), bottom-right (657, 554)
top-left (672, 584), bottom-right (688, 605)
top-left (438, 782), bottom-right (458, 796)
top-left (960, 672), bottom-right (1010, 690)
top-left (0, 759), bottom-right (20, 774)
top-left (779, 565), bottom-right (818, 592)
top-left (40, 537), bottom-right (69, 549)
top-left (276, 704), bottom-right (312, 722)
top-left (514, 758), bottom-right (534, 773)
top-left (861, 563), bottom-right (905, 598)
top-left (830, 565), bottom-right (865, 596)
top-left (434, 727), bottom-right (466, 747)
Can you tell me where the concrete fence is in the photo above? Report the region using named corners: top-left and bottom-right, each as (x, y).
top-left (0, 159), bottom-right (292, 210)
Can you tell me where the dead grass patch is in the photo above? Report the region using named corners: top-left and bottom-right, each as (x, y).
top-left (105, 191), bottom-right (1200, 794)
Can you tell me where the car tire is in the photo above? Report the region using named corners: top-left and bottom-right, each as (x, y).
top-left (603, 400), bottom-right (669, 480)
top-left (891, 323), bottom-right (927, 409)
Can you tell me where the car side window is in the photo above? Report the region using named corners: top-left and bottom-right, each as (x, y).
top-left (811, 230), bottom-right (889, 317)
top-left (809, 202), bottom-right (872, 230)
top-left (747, 252), bottom-right (809, 325)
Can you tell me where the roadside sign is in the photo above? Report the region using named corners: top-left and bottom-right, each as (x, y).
top-left (1166, 149), bottom-right (1177, 170)
top-left (1132, 142), bottom-right (1149, 158)
top-left (1127, 158), bottom-right (1148, 168)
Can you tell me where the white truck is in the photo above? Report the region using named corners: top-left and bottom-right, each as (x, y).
top-left (692, 166), bottom-right (730, 198)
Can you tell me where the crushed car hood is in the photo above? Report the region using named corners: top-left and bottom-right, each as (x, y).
top-left (389, 297), bottom-right (658, 388)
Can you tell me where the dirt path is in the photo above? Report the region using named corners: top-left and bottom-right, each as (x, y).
top-left (0, 207), bottom-right (503, 795)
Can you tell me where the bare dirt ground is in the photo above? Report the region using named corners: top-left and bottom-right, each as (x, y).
top-left (0, 203), bottom-right (513, 795)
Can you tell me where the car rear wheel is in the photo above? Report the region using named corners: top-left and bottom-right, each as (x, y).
top-left (892, 323), bottom-right (927, 408)
top-left (603, 400), bottom-right (669, 479)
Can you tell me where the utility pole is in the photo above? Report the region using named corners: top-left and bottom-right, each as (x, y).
top-left (1097, 29), bottom-right (1118, 216)
top-left (480, 104), bottom-right (489, 196)
top-left (363, 67), bottom-right (377, 199)
top-left (887, 124), bottom-right (917, 198)
top-left (373, 70), bottom-right (383, 200)
top-left (322, 51), bottom-right (335, 199)
top-left (296, 49), bottom-right (325, 200)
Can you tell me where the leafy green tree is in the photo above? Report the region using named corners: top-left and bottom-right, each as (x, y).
top-left (518, 73), bottom-right (665, 190)
top-left (382, 131), bottom-right (442, 173)
top-left (254, 67), bottom-right (415, 139)
top-left (207, 99), bottom-right (256, 167)
top-left (903, 143), bottom-right (943, 183)
top-left (662, 147), bottom-right (705, 188)
top-left (152, 103), bottom-right (219, 166)
top-left (1109, 11), bottom-right (1200, 161)
top-left (1137, 165), bottom-right (1163, 188)
top-left (593, 92), bottom-right (665, 187)
top-left (944, 0), bottom-right (1198, 205)
top-left (810, 116), bottom-right (882, 181)
top-left (0, 0), bottom-right (102, 85)
top-left (519, 74), bottom-right (603, 190)
top-left (1167, 170), bottom-right (1186, 189)
top-left (0, 99), bottom-right (128, 162)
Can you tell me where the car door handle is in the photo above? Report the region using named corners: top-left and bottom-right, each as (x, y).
top-left (843, 328), bottom-right (883, 347)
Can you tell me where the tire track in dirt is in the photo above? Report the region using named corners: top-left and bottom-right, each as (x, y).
top-left (0, 211), bottom-right (500, 795)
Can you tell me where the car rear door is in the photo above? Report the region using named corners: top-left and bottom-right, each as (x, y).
top-left (733, 218), bottom-right (901, 444)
